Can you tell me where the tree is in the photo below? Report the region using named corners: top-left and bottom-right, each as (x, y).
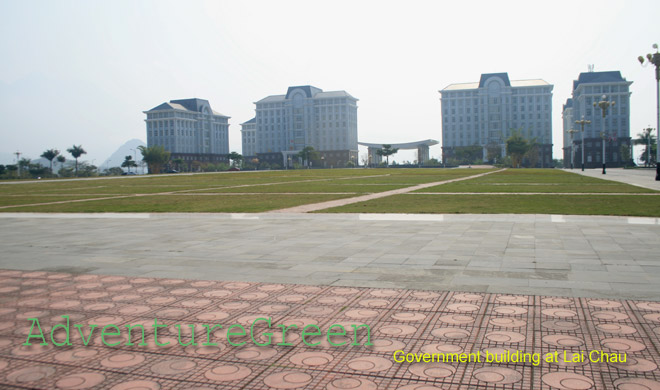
top-left (67, 145), bottom-right (87, 176)
top-left (620, 144), bottom-right (633, 167)
top-left (172, 158), bottom-right (184, 172)
top-left (121, 155), bottom-right (138, 172)
top-left (138, 145), bottom-right (170, 174)
top-left (486, 143), bottom-right (502, 164)
top-left (56, 155), bottom-right (66, 173)
top-left (227, 152), bottom-right (243, 168)
top-left (506, 129), bottom-right (529, 168)
top-left (105, 167), bottom-right (124, 176)
top-left (297, 146), bottom-right (320, 168)
top-left (376, 144), bottom-right (399, 166)
top-left (523, 139), bottom-right (540, 168)
top-left (40, 149), bottom-right (60, 172)
top-left (18, 158), bottom-right (31, 178)
top-left (633, 128), bottom-right (657, 167)
top-left (453, 145), bottom-right (482, 165)
top-left (6, 164), bottom-right (17, 178)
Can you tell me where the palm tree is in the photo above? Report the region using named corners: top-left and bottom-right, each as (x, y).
top-left (67, 145), bottom-right (87, 176)
top-left (376, 144), bottom-right (399, 166)
top-left (121, 155), bottom-right (137, 173)
top-left (40, 149), bottom-right (60, 172)
top-left (633, 128), bottom-right (657, 167)
top-left (138, 145), bottom-right (170, 174)
top-left (56, 155), bottom-right (66, 173)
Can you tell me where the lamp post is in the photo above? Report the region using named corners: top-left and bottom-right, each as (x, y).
top-left (567, 129), bottom-right (579, 169)
top-left (593, 95), bottom-right (615, 174)
top-left (638, 43), bottom-right (660, 180)
top-left (575, 117), bottom-right (591, 171)
top-left (321, 155), bottom-right (325, 168)
top-left (641, 127), bottom-right (654, 167)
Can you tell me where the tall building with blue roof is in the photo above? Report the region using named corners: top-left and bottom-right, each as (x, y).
top-left (439, 73), bottom-right (554, 167)
top-left (143, 98), bottom-right (230, 169)
top-left (564, 71), bottom-right (632, 168)
top-left (252, 85), bottom-right (359, 168)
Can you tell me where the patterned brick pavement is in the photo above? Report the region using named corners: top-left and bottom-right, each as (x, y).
top-left (1, 269), bottom-right (659, 389)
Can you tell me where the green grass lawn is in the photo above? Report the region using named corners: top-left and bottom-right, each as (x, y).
top-left (416, 169), bottom-right (656, 193)
top-left (0, 195), bottom-right (113, 207)
top-left (319, 193), bottom-right (660, 217)
top-left (1, 194), bottom-right (357, 213)
top-left (2, 168), bottom-right (656, 216)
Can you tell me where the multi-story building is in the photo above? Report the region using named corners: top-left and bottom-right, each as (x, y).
top-left (241, 117), bottom-right (256, 158)
top-left (440, 73), bottom-right (553, 167)
top-left (144, 98), bottom-right (230, 168)
top-left (563, 71), bottom-right (632, 168)
top-left (562, 99), bottom-right (576, 167)
top-left (254, 85), bottom-right (358, 168)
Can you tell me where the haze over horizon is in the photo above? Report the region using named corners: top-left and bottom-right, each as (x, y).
top-left (1, 0), bottom-right (659, 166)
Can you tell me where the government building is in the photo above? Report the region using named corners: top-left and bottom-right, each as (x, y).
top-left (247, 85), bottom-right (359, 168)
top-left (562, 71), bottom-right (632, 168)
top-left (440, 73), bottom-right (554, 166)
top-left (144, 98), bottom-right (230, 167)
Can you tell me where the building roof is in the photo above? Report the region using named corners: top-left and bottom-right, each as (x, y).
top-left (441, 73), bottom-right (550, 91)
top-left (572, 71), bottom-right (628, 91)
top-left (144, 98), bottom-right (229, 117)
top-left (286, 85), bottom-right (323, 99)
top-left (256, 87), bottom-right (357, 104)
top-left (563, 98), bottom-right (573, 111)
top-left (479, 73), bottom-right (511, 87)
top-left (241, 117), bottom-right (256, 125)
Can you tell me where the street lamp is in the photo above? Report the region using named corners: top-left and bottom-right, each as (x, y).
top-left (638, 43), bottom-right (660, 180)
top-left (593, 95), bottom-right (615, 174)
top-left (321, 155), bottom-right (325, 168)
top-left (641, 127), bottom-right (655, 167)
top-left (567, 129), bottom-right (579, 169)
top-left (575, 117), bottom-right (591, 171)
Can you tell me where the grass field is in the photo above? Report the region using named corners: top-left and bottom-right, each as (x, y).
top-left (0, 168), bottom-right (492, 212)
top-left (319, 194), bottom-right (660, 216)
top-left (1, 168), bottom-right (657, 216)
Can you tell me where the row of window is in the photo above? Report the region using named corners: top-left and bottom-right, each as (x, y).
top-left (445, 87), bottom-right (551, 98)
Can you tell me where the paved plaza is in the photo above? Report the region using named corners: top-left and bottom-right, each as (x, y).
top-left (0, 213), bottom-right (659, 300)
top-left (1, 269), bottom-right (660, 389)
top-left (1, 169), bottom-right (659, 388)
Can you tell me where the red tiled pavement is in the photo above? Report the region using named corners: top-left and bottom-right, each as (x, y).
top-left (1, 269), bottom-right (660, 389)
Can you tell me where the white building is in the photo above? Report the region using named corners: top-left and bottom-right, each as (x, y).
top-left (563, 71), bottom-right (632, 168)
top-left (440, 73), bottom-right (553, 166)
top-left (241, 117), bottom-right (256, 158)
top-left (254, 85), bottom-right (359, 168)
top-left (144, 98), bottom-right (230, 166)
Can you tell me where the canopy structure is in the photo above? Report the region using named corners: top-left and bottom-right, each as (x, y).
top-left (358, 140), bottom-right (439, 164)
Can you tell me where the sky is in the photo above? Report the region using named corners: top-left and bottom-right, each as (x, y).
top-left (1, 0), bottom-right (659, 166)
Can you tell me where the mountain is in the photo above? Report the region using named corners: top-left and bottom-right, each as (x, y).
top-left (100, 139), bottom-right (146, 170)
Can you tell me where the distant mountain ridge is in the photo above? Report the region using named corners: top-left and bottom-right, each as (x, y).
top-left (101, 139), bottom-right (146, 170)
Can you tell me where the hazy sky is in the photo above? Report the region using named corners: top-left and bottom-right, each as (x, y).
top-left (1, 0), bottom-right (659, 165)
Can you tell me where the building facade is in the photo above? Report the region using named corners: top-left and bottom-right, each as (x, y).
top-left (144, 99), bottom-right (230, 167)
top-left (241, 117), bottom-right (257, 158)
top-left (440, 73), bottom-right (553, 167)
top-left (253, 85), bottom-right (358, 168)
top-left (563, 71), bottom-right (632, 169)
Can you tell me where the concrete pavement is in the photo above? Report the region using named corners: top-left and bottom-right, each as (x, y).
top-left (1, 212), bottom-right (658, 300)
top-left (567, 167), bottom-right (660, 191)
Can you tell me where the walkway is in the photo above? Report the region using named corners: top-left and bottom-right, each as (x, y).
top-left (1, 268), bottom-right (659, 389)
top-left (271, 170), bottom-right (503, 213)
top-left (567, 167), bottom-right (660, 191)
top-left (1, 212), bottom-right (658, 300)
